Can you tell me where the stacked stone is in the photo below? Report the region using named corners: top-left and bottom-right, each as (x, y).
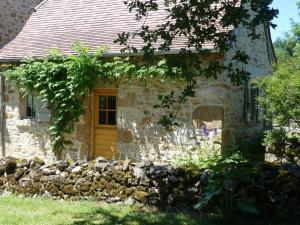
top-left (0, 157), bottom-right (205, 205)
top-left (0, 0), bottom-right (43, 48)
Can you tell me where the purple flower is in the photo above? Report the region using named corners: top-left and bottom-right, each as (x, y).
top-left (201, 127), bottom-right (209, 137)
top-left (213, 128), bottom-right (218, 135)
top-left (195, 140), bottom-right (201, 146)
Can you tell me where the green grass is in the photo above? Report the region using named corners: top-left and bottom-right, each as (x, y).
top-left (0, 195), bottom-right (209, 225)
top-left (0, 195), bottom-right (296, 225)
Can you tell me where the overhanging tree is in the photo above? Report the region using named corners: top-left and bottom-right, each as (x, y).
top-left (116, 0), bottom-right (278, 126)
top-left (256, 56), bottom-right (300, 128)
top-left (257, 1), bottom-right (300, 128)
top-left (274, 0), bottom-right (300, 60)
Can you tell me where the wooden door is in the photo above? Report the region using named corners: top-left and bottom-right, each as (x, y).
top-left (93, 89), bottom-right (117, 159)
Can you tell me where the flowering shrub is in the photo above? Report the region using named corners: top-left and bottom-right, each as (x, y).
top-left (172, 128), bottom-right (221, 169)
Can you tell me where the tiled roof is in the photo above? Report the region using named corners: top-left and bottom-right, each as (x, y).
top-left (0, 0), bottom-right (223, 61)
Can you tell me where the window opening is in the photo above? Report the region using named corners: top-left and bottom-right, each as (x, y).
top-left (25, 94), bottom-right (36, 118)
top-left (98, 95), bottom-right (117, 125)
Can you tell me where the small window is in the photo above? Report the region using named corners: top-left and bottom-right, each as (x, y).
top-left (25, 94), bottom-right (36, 118)
top-left (98, 95), bottom-right (117, 125)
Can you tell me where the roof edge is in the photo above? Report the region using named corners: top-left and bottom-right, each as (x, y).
top-left (0, 49), bottom-right (220, 63)
top-left (34, 0), bottom-right (49, 12)
top-left (264, 23), bottom-right (277, 64)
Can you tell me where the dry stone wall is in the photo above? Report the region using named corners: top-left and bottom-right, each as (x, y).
top-left (0, 156), bottom-right (205, 205)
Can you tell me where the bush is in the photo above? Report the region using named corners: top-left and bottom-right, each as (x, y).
top-left (263, 129), bottom-right (287, 152)
top-left (237, 132), bottom-right (266, 162)
top-left (194, 149), bottom-right (260, 215)
top-left (195, 148), bottom-right (300, 221)
top-left (255, 56), bottom-right (300, 128)
top-left (255, 55), bottom-right (300, 160)
top-left (172, 143), bottom-right (220, 169)
top-left (263, 128), bottom-right (300, 159)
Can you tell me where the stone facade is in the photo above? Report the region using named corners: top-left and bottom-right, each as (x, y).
top-left (0, 1), bottom-right (274, 162)
top-left (115, 79), bottom-right (226, 162)
top-left (224, 24), bottom-right (274, 143)
top-left (3, 83), bottom-right (55, 163)
top-left (0, 0), bottom-right (43, 48)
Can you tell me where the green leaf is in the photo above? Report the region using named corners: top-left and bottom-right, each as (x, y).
top-left (237, 201), bottom-right (259, 215)
top-left (194, 188), bottom-right (221, 210)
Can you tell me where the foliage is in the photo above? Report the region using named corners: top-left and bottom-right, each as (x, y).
top-left (263, 128), bottom-right (286, 150)
top-left (237, 132), bottom-right (266, 162)
top-left (274, 0), bottom-right (300, 60)
top-left (195, 145), bottom-right (300, 220)
top-left (172, 143), bottom-right (220, 169)
top-left (172, 128), bottom-right (221, 169)
top-left (194, 148), bottom-right (260, 215)
top-left (4, 44), bottom-right (191, 153)
top-left (4, 45), bottom-right (103, 153)
top-left (116, 0), bottom-right (278, 125)
top-left (263, 128), bottom-right (300, 159)
top-left (255, 55), bottom-right (300, 128)
top-left (261, 0), bottom-right (300, 161)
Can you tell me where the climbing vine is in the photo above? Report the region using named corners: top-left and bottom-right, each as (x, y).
top-left (3, 43), bottom-right (200, 154)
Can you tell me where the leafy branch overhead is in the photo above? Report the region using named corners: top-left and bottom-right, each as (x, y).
top-left (115, 0), bottom-right (277, 125)
top-left (116, 0), bottom-right (277, 76)
top-left (274, 1), bottom-right (300, 60)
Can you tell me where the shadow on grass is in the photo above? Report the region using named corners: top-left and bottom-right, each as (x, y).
top-left (65, 205), bottom-right (296, 225)
top-left (66, 206), bottom-right (218, 225)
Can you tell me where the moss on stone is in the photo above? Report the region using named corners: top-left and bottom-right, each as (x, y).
top-left (133, 191), bottom-right (148, 202)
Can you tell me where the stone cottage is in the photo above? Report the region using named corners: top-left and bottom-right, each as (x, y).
top-left (0, 0), bottom-right (275, 163)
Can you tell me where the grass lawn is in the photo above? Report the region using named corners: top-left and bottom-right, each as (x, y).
top-left (0, 195), bottom-right (210, 225)
top-left (0, 195), bottom-right (294, 225)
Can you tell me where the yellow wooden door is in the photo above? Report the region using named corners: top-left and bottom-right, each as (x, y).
top-left (93, 89), bottom-right (117, 159)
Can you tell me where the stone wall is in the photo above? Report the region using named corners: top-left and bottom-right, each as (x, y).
top-left (113, 23), bottom-right (275, 160)
top-left (0, 0), bottom-right (45, 158)
top-left (3, 74), bottom-right (225, 162)
top-left (0, 156), bottom-right (204, 205)
top-left (3, 83), bottom-right (55, 163)
top-left (115, 78), bottom-right (225, 161)
top-left (0, 0), bottom-right (43, 48)
top-left (222, 23), bottom-right (274, 143)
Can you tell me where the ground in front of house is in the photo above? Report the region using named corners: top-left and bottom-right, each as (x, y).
top-left (0, 195), bottom-right (294, 225)
top-left (0, 195), bottom-right (203, 225)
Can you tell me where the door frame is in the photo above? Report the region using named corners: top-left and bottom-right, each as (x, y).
top-left (92, 88), bottom-right (118, 159)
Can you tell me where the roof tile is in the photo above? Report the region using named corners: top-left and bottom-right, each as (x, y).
top-left (0, 0), bottom-right (221, 60)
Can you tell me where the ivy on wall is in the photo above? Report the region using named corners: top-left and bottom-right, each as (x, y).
top-left (3, 43), bottom-right (203, 154)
